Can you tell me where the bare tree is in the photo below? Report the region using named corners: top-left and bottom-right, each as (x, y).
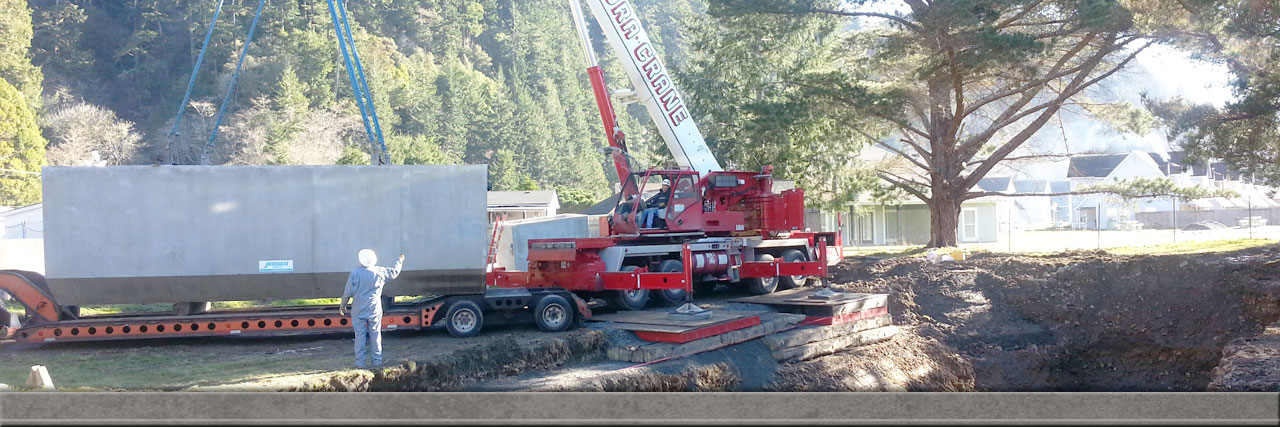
top-left (287, 107), bottom-right (363, 165)
top-left (42, 103), bottom-right (142, 166)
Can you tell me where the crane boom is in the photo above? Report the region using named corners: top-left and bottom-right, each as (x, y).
top-left (579, 0), bottom-right (723, 175)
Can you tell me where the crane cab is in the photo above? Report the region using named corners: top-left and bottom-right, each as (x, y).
top-left (608, 166), bottom-right (806, 237)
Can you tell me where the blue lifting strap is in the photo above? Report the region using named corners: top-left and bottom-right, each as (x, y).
top-left (201, 0), bottom-right (268, 165)
top-left (336, 0), bottom-right (388, 164)
top-left (166, 0), bottom-right (225, 164)
top-left (326, 0), bottom-right (388, 165)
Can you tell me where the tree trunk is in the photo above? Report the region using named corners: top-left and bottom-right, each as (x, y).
top-left (929, 192), bottom-right (962, 248)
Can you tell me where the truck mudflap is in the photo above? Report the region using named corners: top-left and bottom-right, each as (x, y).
top-left (570, 293), bottom-right (592, 319)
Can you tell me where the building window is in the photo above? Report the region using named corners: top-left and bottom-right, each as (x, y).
top-left (961, 208), bottom-right (978, 241)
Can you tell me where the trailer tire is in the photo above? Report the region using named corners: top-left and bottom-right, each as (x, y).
top-left (745, 254), bottom-right (779, 295)
top-left (609, 266), bottom-right (650, 310)
top-left (444, 300), bottom-right (484, 338)
top-left (777, 249), bottom-right (809, 290)
top-left (652, 260), bottom-right (687, 306)
top-left (533, 294), bottom-right (573, 332)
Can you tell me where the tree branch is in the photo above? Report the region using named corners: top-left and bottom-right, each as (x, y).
top-left (878, 171), bottom-right (931, 203)
top-left (994, 0), bottom-right (1046, 29)
top-left (959, 38), bottom-right (1154, 190)
top-left (876, 140), bottom-right (930, 170)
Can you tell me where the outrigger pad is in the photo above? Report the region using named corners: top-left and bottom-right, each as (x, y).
top-left (592, 310), bottom-right (763, 343)
top-left (728, 288), bottom-right (891, 324)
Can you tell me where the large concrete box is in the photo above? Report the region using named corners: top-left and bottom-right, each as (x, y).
top-left (42, 165), bottom-right (489, 305)
top-left (494, 214), bottom-right (591, 270)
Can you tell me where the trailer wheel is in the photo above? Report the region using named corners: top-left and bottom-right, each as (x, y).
top-left (444, 300), bottom-right (484, 338)
top-left (611, 266), bottom-right (650, 310)
top-left (777, 249), bottom-right (810, 290)
top-left (652, 260), bottom-right (687, 305)
top-left (533, 294), bottom-right (573, 332)
top-left (745, 254), bottom-right (779, 295)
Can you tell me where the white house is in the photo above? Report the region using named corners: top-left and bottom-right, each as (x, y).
top-left (487, 190), bottom-right (559, 223)
top-left (1065, 151), bottom-right (1172, 229)
top-left (1049, 181), bottom-right (1073, 227)
top-left (851, 176), bottom-right (1014, 245)
top-left (0, 203), bottom-right (42, 239)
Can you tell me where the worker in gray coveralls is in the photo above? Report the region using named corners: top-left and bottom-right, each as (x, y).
top-left (339, 248), bottom-right (404, 368)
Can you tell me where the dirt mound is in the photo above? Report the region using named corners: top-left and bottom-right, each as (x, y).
top-left (766, 327), bottom-right (974, 391)
top-left (1208, 320), bottom-right (1280, 391)
top-left (796, 245), bottom-right (1280, 391)
top-left (562, 363), bottom-right (742, 392)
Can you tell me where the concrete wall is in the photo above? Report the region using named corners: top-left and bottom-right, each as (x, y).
top-left (42, 165), bottom-right (489, 305)
top-left (0, 238), bottom-right (43, 273)
top-left (494, 214), bottom-right (591, 270)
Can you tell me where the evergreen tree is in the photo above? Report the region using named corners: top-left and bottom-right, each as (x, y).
top-left (0, 0), bottom-right (44, 110)
top-left (0, 79), bottom-right (45, 205)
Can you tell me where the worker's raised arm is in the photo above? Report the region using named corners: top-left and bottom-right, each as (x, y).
top-left (388, 253), bottom-right (404, 280)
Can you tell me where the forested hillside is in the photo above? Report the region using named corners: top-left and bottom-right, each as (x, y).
top-left (7, 0), bottom-right (703, 207)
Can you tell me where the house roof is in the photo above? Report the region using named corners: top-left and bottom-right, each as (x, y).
top-left (487, 191), bottom-right (558, 209)
top-left (1148, 151), bottom-right (1246, 180)
top-left (0, 203), bottom-right (41, 217)
top-left (1049, 181), bottom-right (1071, 193)
top-left (975, 177), bottom-right (1012, 192)
top-left (1012, 180), bottom-right (1048, 193)
top-left (1066, 154), bottom-right (1129, 178)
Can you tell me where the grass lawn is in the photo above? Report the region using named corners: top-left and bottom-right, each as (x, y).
top-left (842, 238), bottom-right (1276, 260)
top-left (1105, 238), bottom-right (1277, 256)
top-left (0, 334), bottom-right (375, 391)
top-left (843, 245), bottom-right (929, 258)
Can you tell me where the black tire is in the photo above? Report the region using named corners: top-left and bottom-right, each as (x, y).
top-left (777, 249), bottom-right (810, 290)
top-left (745, 254), bottom-right (779, 295)
top-left (611, 266), bottom-right (651, 310)
top-left (652, 259), bottom-right (687, 305)
top-left (533, 294), bottom-right (573, 332)
top-left (444, 299), bottom-right (484, 338)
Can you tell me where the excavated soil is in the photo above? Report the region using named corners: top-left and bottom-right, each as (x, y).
top-left (770, 246), bottom-right (1280, 391)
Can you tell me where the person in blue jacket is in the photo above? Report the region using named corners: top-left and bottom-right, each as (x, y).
top-left (339, 248), bottom-right (404, 368)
